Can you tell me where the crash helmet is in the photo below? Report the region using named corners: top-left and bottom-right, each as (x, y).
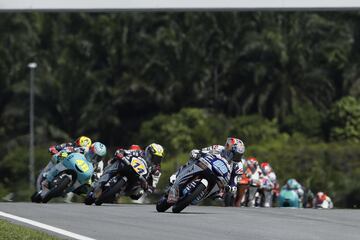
top-left (129, 144), bottom-right (142, 151)
top-left (316, 192), bottom-right (327, 202)
top-left (286, 178), bottom-right (299, 189)
top-left (75, 136), bottom-right (92, 148)
top-left (247, 157), bottom-right (259, 169)
top-left (261, 162), bottom-right (272, 174)
top-left (145, 143), bottom-right (164, 165)
top-left (85, 142), bottom-right (107, 163)
top-left (224, 137), bottom-right (245, 162)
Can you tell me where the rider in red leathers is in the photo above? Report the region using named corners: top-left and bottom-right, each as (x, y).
top-left (259, 162), bottom-right (277, 207)
top-left (245, 157), bottom-right (263, 207)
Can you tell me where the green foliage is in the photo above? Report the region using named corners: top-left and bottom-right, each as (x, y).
top-left (282, 103), bottom-right (324, 137)
top-left (0, 146), bottom-right (50, 200)
top-left (139, 108), bottom-right (225, 155)
top-left (328, 96), bottom-right (360, 142)
top-left (229, 115), bottom-right (281, 145)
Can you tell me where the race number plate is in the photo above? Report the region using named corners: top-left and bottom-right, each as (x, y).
top-left (130, 158), bottom-right (148, 175)
top-left (75, 159), bottom-right (89, 172)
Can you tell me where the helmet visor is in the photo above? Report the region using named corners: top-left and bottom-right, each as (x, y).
top-left (151, 155), bottom-right (162, 164)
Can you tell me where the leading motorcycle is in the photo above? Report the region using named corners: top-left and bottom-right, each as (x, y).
top-left (156, 153), bottom-right (231, 213)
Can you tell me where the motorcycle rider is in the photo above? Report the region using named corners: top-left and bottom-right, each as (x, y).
top-left (51, 137), bottom-right (105, 181)
top-left (282, 178), bottom-right (304, 206)
top-left (313, 192), bottom-right (333, 209)
top-left (245, 157), bottom-right (263, 207)
top-left (90, 143), bottom-right (165, 201)
top-left (129, 144), bottom-right (142, 150)
top-left (259, 162), bottom-right (277, 207)
top-left (106, 145), bottom-right (142, 165)
top-left (233, 160), bottom-right (249, 207)
top-left (36, 136), bottom-right (93, 192)
top-left (38, 142), bottom-right (107, 196)
top-left (48, 136), bottom-right (92, 155)
top-left (85, 142), bottom-right (108, 179)
top-left (167, 137), bottom-right (246, 204)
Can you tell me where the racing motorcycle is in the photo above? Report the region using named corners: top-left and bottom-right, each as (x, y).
top-left (254, 176), bottom-right (274, 207)
top-left (278, 188), bottom-right (300, 207)
top-left (31, 152), bottom-right (94, 203)
top-left (243, 173), bottom-right (261, 207)
top-left (156, 153), bottom-right (231, 213)
top-left (84, 155), bottom-right (149, 206)
top-left (314, 199), bottom-right (331, 209)
top-left (314, 195), bottom-right (333, 209)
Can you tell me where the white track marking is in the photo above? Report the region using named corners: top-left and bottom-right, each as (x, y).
top-left (0, 211), bottom-right (96, 240)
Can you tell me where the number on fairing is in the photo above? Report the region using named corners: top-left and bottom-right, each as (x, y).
top-left (75, 159), bottom-right (89, 172)
top-left (213, 160), bottom-right (228, 174)
top-left (131, 158), bottom-right (147, 175)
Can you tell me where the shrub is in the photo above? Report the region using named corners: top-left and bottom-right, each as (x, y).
top-left (328, 96), bottom-right (360, 142)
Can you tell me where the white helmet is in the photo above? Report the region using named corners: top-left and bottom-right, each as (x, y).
top-left (85, 142), bottom-right (107, 163)
top-left (224, 137), bottom-right (245, 162)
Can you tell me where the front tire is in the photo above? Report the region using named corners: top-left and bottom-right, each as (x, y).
top-left (156, 196), bottom-right (172, 212)
top-left (84, 191), bottom-right (95, 205)
top-left (42, 176), bottom-right (71, 203)
top-left (30, 192), bottom-right (42, 203)
top-left (95, 179), bottom-right (126, 206)
top-left (172, 182), bottom-right (207, 213)
top-left (224, 192), bottom-right (234, 207)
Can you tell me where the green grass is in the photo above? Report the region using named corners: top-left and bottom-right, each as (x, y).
top-left (0, 219), bottom-right (60, 240)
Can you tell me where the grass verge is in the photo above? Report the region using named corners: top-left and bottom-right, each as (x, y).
top-left (0, 219), bottom-right (60, 240)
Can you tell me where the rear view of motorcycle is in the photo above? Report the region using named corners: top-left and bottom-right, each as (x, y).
top-left (278, 189), bottom-right (301, 207)
top-left (156, 153), bottom-right (231, 213)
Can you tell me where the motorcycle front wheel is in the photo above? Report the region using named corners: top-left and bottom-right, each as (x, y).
top-left (156, 195), bottom-right (172, 212)
top-left (172, 182), bottom-right (207, 213)
top-left (84, 191), bottom-right (95, 205)
top-left (42, 176), bottom-right (71, 203)
top-left (30, 192), bottom-right (42, 203)
top-left (95, 178), bottom-right (126, 206)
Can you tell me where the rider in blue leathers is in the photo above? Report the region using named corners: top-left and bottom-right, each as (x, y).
top-left (167, 137), bottom-right (246, 203)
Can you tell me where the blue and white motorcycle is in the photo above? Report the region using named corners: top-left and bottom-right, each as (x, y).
top-left (156, 153), bottom-right (231, 213)
top-left (31, 152), bottom-right (94, 203)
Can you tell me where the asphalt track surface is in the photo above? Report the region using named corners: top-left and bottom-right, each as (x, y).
top-left (0, 202), bottom-right (359, 240)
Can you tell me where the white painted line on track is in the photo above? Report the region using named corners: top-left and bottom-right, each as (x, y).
top-left (0, 211), bottom-right (96, 240)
